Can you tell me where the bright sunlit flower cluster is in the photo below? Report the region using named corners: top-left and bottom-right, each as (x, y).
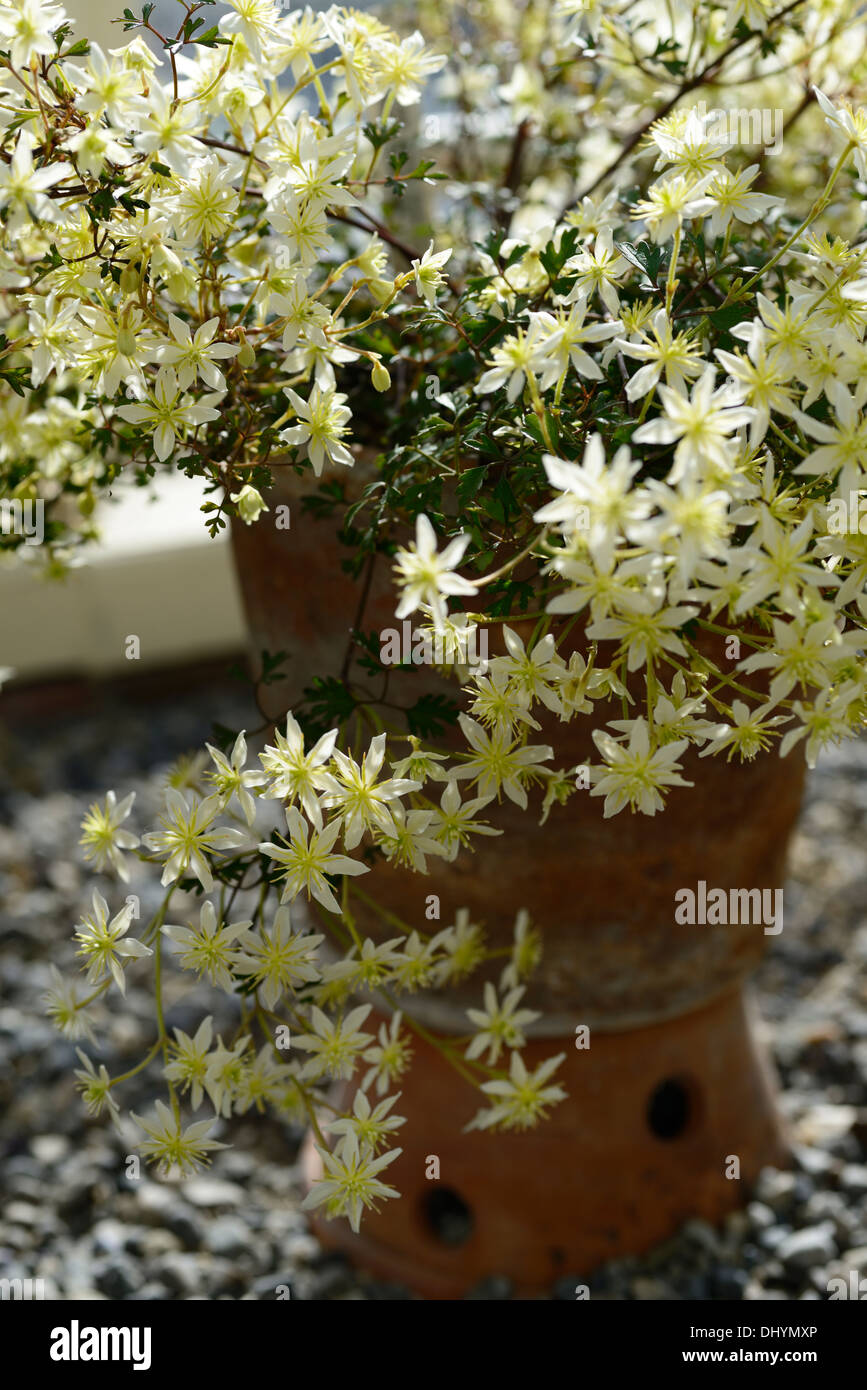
top-left (23, 0), bottom-right (867, 1231)
top-left (0, 0), bottom-right (450, 549)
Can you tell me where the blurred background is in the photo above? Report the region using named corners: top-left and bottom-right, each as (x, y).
top-left (1, 0), bottom-right (867, 1304)
top-left (3, 0), bottom-right (247, 683)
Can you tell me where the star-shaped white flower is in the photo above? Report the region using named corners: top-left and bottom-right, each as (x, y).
top-left (160, 314), bottom-right (241, 392)
top-left (259, 806), bottom-right (369, 912)
top-left (393, 514), bottom-right (478, 629)
top-left (73, 890), bottom-right (152, 994)
top-left (117, 366), bottom-right (222, 462)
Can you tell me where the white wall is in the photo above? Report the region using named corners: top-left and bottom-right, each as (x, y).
top-left (2, 477), bottom-right (247, 679)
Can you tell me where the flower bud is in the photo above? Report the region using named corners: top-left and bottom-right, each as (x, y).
top-left (168, 270), bottom-right (195, 303)
top-left (368, 276), bottom-right (395, 305)
top-left (238, 339), bottom-right (256, 369)
top-left (371, 360), bottom-right (391, 392)
top-left (230, 485), bottom-right (268, 525)
top-left (119, 262), bottom-right (140, 295)
top-left (116, 326), bottom-right (137, 358)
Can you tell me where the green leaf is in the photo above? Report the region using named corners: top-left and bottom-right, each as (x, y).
top-left (400, 159), bottom-right (444, 182)
top-left (708, 303), bottom-right (748, 333)
top-left (406, 692), bottom-right (460, 738)
top-left (362, 119), bottom-right (403, 151)
top-left (456, 464), bottom-right (488, 505)
top-left (0, 365), bottom-right (31, 397)
top-left (615, 239), bottom-right (662, 281)
top-left (89, 186), bottom-right (115, 220)
top-left (298, 675), bottom-right (357, 737)
top-left (537, 226), bottom-right (579, 279)
top-left (258, 648), bottom-right (291, 685)
top-left (503, 241), bottom-right (530, 268)
top-left (193, 26), bottom-right (230, 47)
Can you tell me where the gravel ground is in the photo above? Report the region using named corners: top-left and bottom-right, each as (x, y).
top-left (1, 669), bottom-right (866, 1301)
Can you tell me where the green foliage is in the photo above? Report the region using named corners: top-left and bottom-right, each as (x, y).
top-left (406, 692), bottom-right (461, 738)
top-left (298, 675), bottom-right (357, 738)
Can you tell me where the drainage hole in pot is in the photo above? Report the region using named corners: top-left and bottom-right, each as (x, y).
top-left (646, 1077), bottom-right (692, 1140)
top-left (422, 1188), bottom-right (474, 1246)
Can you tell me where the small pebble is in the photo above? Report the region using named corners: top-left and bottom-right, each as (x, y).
top-left (777, 1223), bottom-right (838, 1269)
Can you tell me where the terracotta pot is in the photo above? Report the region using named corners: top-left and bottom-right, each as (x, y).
top-left (301, 989), bottom-right (786, 1298)
top-left (231, 468), bottom-right (805, 1297)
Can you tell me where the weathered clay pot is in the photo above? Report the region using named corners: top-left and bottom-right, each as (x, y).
top-left (231, 468), bottom-right (805, 1297)
top-left (300, 989), bottom-right (785, 1298)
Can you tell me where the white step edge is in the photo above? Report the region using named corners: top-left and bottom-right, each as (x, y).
top-left (1, 474), bottom-right (248, 679)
